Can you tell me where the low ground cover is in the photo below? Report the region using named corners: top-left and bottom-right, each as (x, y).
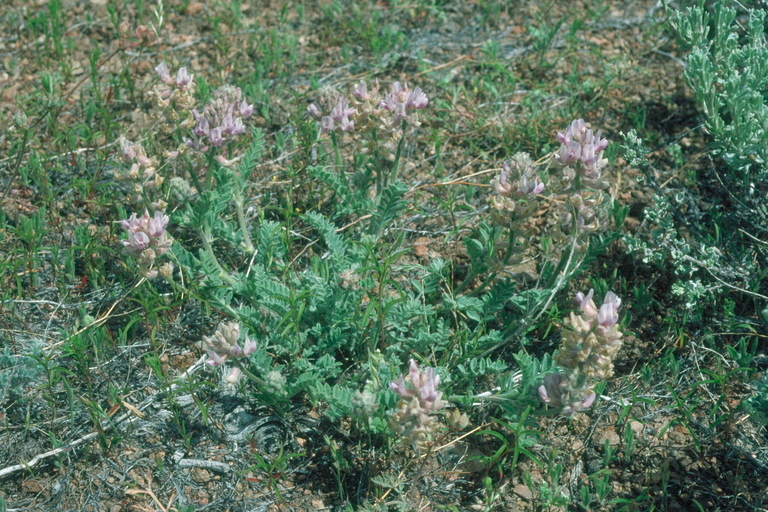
top-left (0, 0), bottom-right (766, 511)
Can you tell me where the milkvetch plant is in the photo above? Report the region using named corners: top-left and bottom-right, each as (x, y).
top-left (539, 289), bottom-right (624, 415)
top-left (308, 80), bottom-right (428, 196)
top-left (13, 1), bottom-right (765, 509)
top-left (116, 59), bottom-right (627, 469)
top-left (471, 118), bottom-right (621, 341)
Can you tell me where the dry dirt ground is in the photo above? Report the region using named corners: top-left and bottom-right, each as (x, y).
top-left (0, 0), bottom-right (767, 511)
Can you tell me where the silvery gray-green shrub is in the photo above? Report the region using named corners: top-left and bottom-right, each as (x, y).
top-left (745, 372), bottom-right (768, 427)
top-left (670, 1), bottom-right (768, 181)
top-left (667, 1), bottom-right (768, 319)
top-left (0, 346), bottom-right (43, 409)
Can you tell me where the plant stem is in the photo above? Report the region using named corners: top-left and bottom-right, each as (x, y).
top-left (371, 128), bottom-right (384, 198)
top-left (233, 359), bottom-right (266, 386)
top-left (386, 120), bottom-right (408, 187)
top-left (199, 225), bottom-right (237, 286)
top-left (330, 131), bottom-right (342, 169)
top-left (233, 189), bottom-right (254, 253)
top-left (527, 202), bottom-right (583, 329)
top-left (205, 150), bottom-right (217, 189)
top-left (187, 155), bottom-right (204, 195)
top-left (330, 130), bottom-right (355, 195)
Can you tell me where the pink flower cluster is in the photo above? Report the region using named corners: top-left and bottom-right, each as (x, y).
top-left (202, 322), bottom-right (257, 367)
top-left (152, 63), bottom-right (196, 110)
top-left (389, 359), bottom-right (445, 450)
top-left (121, 210), bottom-right (173, 279)
top-left (389, 359), bottom-right (444, 410)
top-left (186, 85), bottom-right (253, 151)
top-left (119, 137), bottom-right (163, 204)
top-left (539, 290), bottom-right (624, 415)
top-left (377, 81), bottom-right (428, 122)
top-left (493, 156), bottom-right (545, 199)
top-left (307, 80), bottom-right (429, 134)
top-left (538, 373), bottom-right (596, 415)
top-left (307, 93), bottom-right (356, 133)
top-left (155, 63), bottom-right (194, 91)
top-left (488, 153), bottom-right (546, 246)
top-left (575, 289), bottom-right (621, 333)
top-left (554, 119), bottom-right (609, 182)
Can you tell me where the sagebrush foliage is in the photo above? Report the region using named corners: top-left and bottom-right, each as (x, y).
top-left (0, 345), bottom-right (43, 408)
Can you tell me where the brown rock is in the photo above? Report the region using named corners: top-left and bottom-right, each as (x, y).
top-left (191, 468), bottom-right (211, 484)
top-left (185, 2), bottom-right (204, 15)
top-left (597, 427), bottom-right (621, 447)
top-left (512, 483), bottom-right (533, 501)
top-left (414, 237), bottom-right (430, 257)
top-left (22, 479), bottom-right (43, 493)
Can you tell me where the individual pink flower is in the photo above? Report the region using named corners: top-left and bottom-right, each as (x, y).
top-left (406, 86), bottom-right (428, 109)
top-left (517, 171), bottom-right (545, 196)
top-left (379, 82), bottom-right (428, 121)
top-left (208, 127), bottom-right (224, 147)
top-left (555, 141), bottom-right (582, 167)
top-left (122, 138), bottom-right (137, 160)
top-left (320, 116), bottom-right (334, 133)
top-left (155, 62), bottom-right (172, 84)
top-left (353, 80), bottom-right (379, 101)
top-left (389, 359), bottom-right (444, 412)
top-left (239, 99), bottom-right (254, 118)
top-left (575, 289), bottom-right (598, 317)
top-left (175, 67), bottom-right (193, 88)
top-left (193, 114), bottom-right (210, 136)
top-left (556, 119), bottom-right (587, 145)
top-left (225, 367), bottom-right (243, 384)
top-left (598, 292), bottom-right (621, 328)
top-left (306, 103), bottom-right (322, 119)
